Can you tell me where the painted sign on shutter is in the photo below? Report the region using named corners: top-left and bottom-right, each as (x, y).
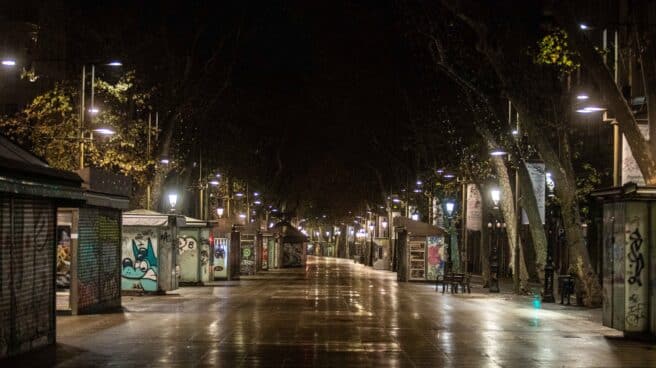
top-left (466, 184), bottom-right (482, 231)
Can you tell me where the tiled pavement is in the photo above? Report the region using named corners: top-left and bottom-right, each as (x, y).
top-left (7, 256), bottom-right (656, 367)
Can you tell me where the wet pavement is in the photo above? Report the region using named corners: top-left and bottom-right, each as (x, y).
top-left (8, 256), bottom-right (656, 367)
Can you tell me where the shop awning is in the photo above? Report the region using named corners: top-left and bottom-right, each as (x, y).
top-left (393, 216), bottom-right (446, 236)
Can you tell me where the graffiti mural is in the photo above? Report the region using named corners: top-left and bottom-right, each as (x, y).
top-left (56, 225), bottom-right (72, 288)
top-left (122, 238), bottom-right (158, 291)
top-left (213, 238), bottom-right (229, 279)
top-left (240, 241), bottom-right (255, 275)
top-left (262, 243), bottom-right (269, 270)
top-left (627, 228), bottom-right (644, 286)
top-left (426, 236), bottom-right (445, 280)
top-left (178, 236), bottom-right (197, 254)
top-left (178, 234), bottom-right (199, 282)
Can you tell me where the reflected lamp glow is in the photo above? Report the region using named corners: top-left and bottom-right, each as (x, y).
top-left (168, 193), bottom-right (178, 210)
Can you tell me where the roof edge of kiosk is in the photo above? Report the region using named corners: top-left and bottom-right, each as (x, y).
top-left (271, 220), bottom-right (308, 242)
top-left (392, 216), bottom-right (446, 236)
top-left (591, 182), bottom-right (656, 201)
top-left (123, 209), bottom-right (187, 227)
top-left (0, 134), bottom-right (84, 200)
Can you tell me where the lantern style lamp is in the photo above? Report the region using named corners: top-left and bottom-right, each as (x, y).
top-left (216, 207), bottom-right (224, 218)
top-left (168, 193), bottom-right (178, 213)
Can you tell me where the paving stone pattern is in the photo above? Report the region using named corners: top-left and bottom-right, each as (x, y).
top-left (8, 256), bottom-right (656, 367)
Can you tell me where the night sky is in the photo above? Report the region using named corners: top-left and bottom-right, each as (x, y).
top-left (5, 0), bottom-right (443, 214)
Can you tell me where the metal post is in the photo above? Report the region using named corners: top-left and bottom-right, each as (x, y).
top-left (489, 214), bottom-right (500, 293)
top-left (446, 216), bottom-right (452, 274)
top-left (146, 113), bottom-right (151, 210)
top-left (461, 183), bottom-right (468, 273)
top-left (79, 65), bottom-right (86, 170)
top-left (613, 30), bottom-right (621, 186)
top-left (542, 204), bottom-right (556, 302)
top-left (199, 152), bottom-right (203, 219)
top-left (90, 65), bottom-right (95, 125)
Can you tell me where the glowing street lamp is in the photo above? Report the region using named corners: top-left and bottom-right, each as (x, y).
top-left (1, 59), bottom-right (16, 66)
top-left (216, 207), bottom-right (224, 218)
top-left (489, 148), bottom-right (508, 156)
top-left (93, 126), bottom-right (116, 135)
top-left (490, 188), bottom-right (501, 208)
top-left (445, 201), bottom-right (455, 217)
top-left (168, 193), bottom-right (178, 212)
top-left (209, 179), bottom-right (219, 186)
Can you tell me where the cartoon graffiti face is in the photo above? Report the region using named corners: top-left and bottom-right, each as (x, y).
top-left (122, 238), bottom-right (158, 291)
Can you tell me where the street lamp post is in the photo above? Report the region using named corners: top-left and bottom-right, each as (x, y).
top-left (489, 188), bottom-right (501, 293)
top-left (444, 201), bottom-right (455, 274)
top-left (79, 62), bottom-right (121, 169)
top-left (368, 222), bottom-right (375, 266)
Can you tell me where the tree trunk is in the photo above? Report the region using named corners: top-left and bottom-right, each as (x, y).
top-left (491, 155), bottom-right (529, 292)
top-left (522, 113), bottom-right (602, 307)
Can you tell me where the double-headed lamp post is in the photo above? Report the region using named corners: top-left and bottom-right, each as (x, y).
top-left (489, 188), bottom-right (501, 293)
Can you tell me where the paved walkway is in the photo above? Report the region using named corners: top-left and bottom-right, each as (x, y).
top-left (8, 256), bottom-right (656, 367)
